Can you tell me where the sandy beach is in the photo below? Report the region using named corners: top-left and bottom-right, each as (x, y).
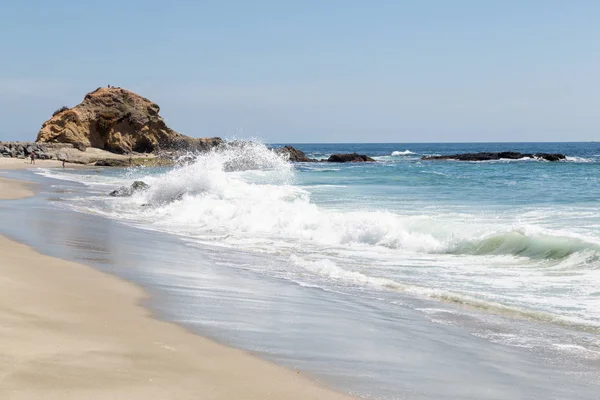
top-left (0, 177), bottom-right (34, 199)
top-left (0, 158), bottom-right (67, 170)
top-left (0, 173), bottom-right (352, 400)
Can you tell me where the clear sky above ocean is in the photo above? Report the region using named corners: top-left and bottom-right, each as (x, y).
top-left (1, 0), bottom-right (599, 143)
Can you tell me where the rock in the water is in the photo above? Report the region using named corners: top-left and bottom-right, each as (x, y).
top-left (274, 146), bottom-right (316, 162)
top-left (131, 181), bottom-right (149, 191)
top-left (109, 187), bottom-right (129, 197)
top-left (109, 180), bottom-right (149, 197)
top-left (36, 86), bottom-right (223, 154)
top-left (422, 152), bottom-right (566, 162)
top-left (327, 153), bottom-right (375, 162)
top-left (538, 153), bottom-right (566, 162)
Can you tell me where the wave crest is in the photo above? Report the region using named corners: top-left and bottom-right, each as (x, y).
top-left (65, 142), bottom-right (600, 265)
top-left (449, 230), bottom-right (600, 260)
top-left (391, 150), bottom-right (416, 156)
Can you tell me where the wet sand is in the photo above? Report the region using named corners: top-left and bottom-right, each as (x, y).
top-left (0, 175), bottom-right (352, 400)
top-left (0, 177), bottom-right (34, 199)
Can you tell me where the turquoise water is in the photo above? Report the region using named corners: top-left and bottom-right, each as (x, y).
top-left (12, 141), bottom-right (600, 399)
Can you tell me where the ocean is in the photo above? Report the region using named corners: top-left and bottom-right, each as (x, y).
top-left (2, 142), bottom-right (599, 399)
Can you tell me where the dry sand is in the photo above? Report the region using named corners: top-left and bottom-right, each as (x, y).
top-left (0, 157), bottom-right (68, 170)
top-left (0, 176), bottom-right (353, 400)
top-left (0, 157), bottom-right (61, 198)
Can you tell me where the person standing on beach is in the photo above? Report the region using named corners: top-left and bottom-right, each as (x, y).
top-left (30, 152), bottom-right (35, 164)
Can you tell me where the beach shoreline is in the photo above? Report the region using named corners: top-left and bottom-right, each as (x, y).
top-left (3, 142), bottom-right (600, 399)
top-left (0, 173), bottom-right (352, 400)
top-left (0, 158), bottom-right (69, 170)
top-left (0, 177), bottom-right (35, 199)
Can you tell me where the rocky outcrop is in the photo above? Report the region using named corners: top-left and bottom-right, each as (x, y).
top-left (1, 141), bottom-right (172, 166)
top-left (36, 86), bottom-right (223, 154)
top-left (327, 153), bottom-right (375, 162)
top-left (422, 152), bottom-right (566, 162)
top-left (0, 142), bottom-right (52, 159)
top-left (270, 146), bottom-right (379, 163)
top-left (95, 159), bottom-right (131, 167)
top-left (272, 146), bottom-right (376, 163)
top-left (274, 146), bottom-right (316, 162)
top-left (109, 181), bottom-right (149, 197)
top-left (94, 157), bottom-right (174, 167)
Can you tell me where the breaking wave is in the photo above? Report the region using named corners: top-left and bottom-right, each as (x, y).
top-left (76, 142), bottom-right (598, 266)
top-left (391, 150), bottom-right (416, 156)
top-left (36, 141), bottom-right (600, 332)
top-left (449, 231), bottom-right (600, 260)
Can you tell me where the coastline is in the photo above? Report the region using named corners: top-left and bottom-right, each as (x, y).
top-left (0, 158), bottom-right (67, 170)
top-left (0, 177), bottom-right (34, 199)
top-left (0, 174), bottom-right (352, 399)
top-left (2, 142), bottom-right (599, 399)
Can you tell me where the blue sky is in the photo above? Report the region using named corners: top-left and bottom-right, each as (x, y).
top-left (1, 0), bottom-right (599, 143)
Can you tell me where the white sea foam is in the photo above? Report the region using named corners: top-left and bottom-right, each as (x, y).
top-left (40, 143), bottom-right (600, 262)
top-left (552, 344), bottom-right (600, 359)
top-left (565, 156), bottom-right (594, 163)
top-left (37, 142), bottom-right (600, 331)
top-left (287, 255), bottom-right (600, 331)
top-left (391, 150), bottom-right (416, 156)
top-left (458, 155), bottom-right (594, 163)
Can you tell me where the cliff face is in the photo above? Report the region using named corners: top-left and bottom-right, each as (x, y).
top-left (36, 87), bottom-right (221, 154)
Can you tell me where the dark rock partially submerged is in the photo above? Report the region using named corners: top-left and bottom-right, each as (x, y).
top-left (422, 152), bottom-right (566, 162)
top-left (109, 181), bottom-right (149, 197)
top-left (327, 153), bottom-right (375, 163)
top-left (272, 146), bottom-right (376, 163)
top-left (274, 145), bottom-right (316, 162)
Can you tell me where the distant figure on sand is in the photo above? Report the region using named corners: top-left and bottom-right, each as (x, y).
top-left (62, 160), bottom-right (65, 168)
top-left (30, 152), bottom-right (35, 164)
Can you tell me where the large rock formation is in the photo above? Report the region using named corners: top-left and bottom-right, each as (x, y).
top-left (36, 87), bottom-right (222, 154)
top-left (422, 152), bottom-right (566, 162)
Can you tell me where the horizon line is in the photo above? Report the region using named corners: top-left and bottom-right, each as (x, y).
top-left (267, 140), bottom-right (598, 144)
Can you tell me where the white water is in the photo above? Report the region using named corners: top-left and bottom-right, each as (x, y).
top-left (391, 150), bottom-right (416, 156)
top-left (38, 143), bottom-right (600, 338)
